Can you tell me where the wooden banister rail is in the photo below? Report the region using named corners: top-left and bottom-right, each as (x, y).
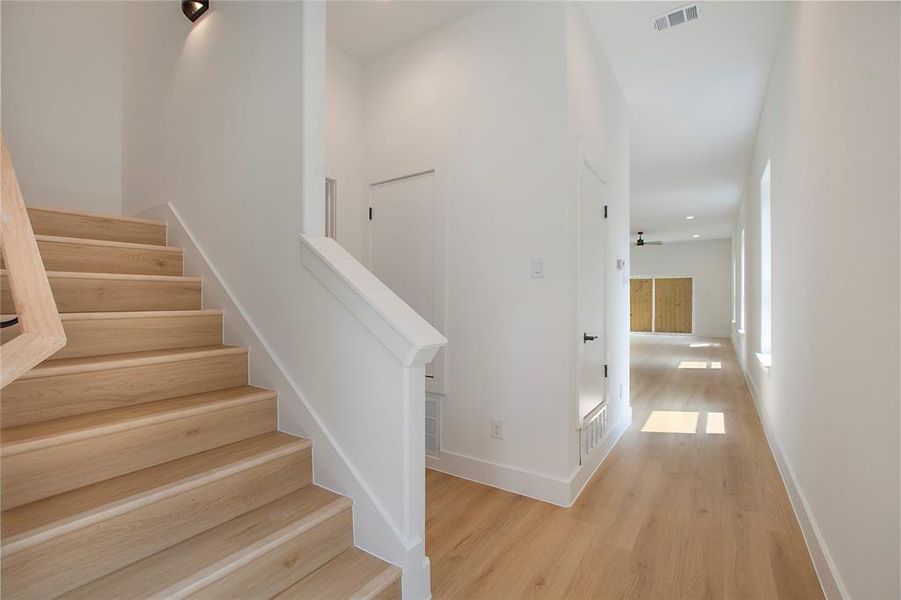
top-left (0, 132), bottom-right (66, 388)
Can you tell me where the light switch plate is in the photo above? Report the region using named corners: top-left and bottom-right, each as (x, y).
top-left (530, 257), bottom-right (545, 278)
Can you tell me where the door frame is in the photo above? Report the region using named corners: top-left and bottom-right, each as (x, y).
top-left (629, 275), bottom-right (695, 335)
top-left (366, 155), bottom-right (448, 395)
top-left (574, 153), bottom-right (609, 429)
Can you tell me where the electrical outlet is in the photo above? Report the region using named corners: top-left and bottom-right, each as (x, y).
top-left (491, 419), bottom-right (504, 440)
top-left (619, 384), bottom-right (623, 399)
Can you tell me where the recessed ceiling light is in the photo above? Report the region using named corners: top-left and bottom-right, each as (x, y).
top-left (692, 234), bottom-right (700, 238)
top-left (686, 215), bottom-right (695, 220)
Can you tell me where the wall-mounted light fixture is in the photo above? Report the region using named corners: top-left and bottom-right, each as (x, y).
top-left (182, 0), bottom-right (209, 22)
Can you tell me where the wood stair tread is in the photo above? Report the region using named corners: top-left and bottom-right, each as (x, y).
top-left (26, 206), bottom-right (167, 246)
top-left (2, 235), bottom-right (185, 276)
top-left (276, 546), bottom-right (402, 600)
top-left (17, 344), bottom-right (245, 379)
top-left (1, 309), bottom-right (226, 362)
top-left (1, 385), bottom-right (275, 453)
top-left (2, 309), bottom-right (224, 321)
top-left (26, 206), bottom-right (166, 228)
top-left (32, 234), bottom-right (181, 253)
top-left (61, 486), bottom-right (351, 599)
top-left (0, 268), bottom-right (199, 282)
top-left (1, 431), bottom-right (310, 552)
top-left (1, 269), bottom-right (203, 314)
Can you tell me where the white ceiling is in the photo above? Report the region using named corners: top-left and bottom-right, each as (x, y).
top-left (582, 1), bottom-right (786, 243)
top-left (326, 1), bottom-right (485, 61)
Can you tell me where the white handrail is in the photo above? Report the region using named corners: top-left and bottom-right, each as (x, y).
top-left (300, 234), bottom-right (446, 366)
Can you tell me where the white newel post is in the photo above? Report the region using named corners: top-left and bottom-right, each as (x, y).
top-left (300, 234), bottom-right (445, 600)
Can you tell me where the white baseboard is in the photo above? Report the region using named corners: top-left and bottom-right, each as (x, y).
top-left (426, 408), bottom-right (631, 507)
top-left (736, 355), bottom-right (845, 599)
top-left (427, 450), bottom-right (571, 506)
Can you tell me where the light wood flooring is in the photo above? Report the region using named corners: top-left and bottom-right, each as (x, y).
top-left (425, 334), bottom-right (823, 599)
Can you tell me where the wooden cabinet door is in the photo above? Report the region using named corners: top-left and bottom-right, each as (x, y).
top-left (654, 277), bottom-right (692, 333)
top-left (630, 279), bottom-right (653, 332)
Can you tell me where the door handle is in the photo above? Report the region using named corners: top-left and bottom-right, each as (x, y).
top-left (583, 333), bottom-right (598, 343)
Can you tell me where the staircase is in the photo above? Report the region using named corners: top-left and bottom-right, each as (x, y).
top-left (0, 206), bottom-right (402, 599)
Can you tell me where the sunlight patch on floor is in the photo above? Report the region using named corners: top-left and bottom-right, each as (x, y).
top-left (706, 412), bottom-right (726, 434)
top-left (690, 342), bottom-right (721, 348)
top-left (641, 410), bottom-right (699, 433)
top-left (641, 410), bottom-right (728, 434)
top-left (678, 360), bottom-right (722, 369)
top-left (678, 361), bottom-right (709, 369)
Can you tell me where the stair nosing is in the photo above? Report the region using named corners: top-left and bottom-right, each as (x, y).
top-left (1, 436), bottom-right (312, 556)
top-left (356, 564), bottom-right (403, 600)
top-left (0, 310), bottom-right (223, 321)
top-left (0, 268), bottom-right (200, 283)
top-left (33, 234), bottom-right (183, 254)
top-left (26, 206), bottom-right (167, 228)
top-left (17, 345), bottom-right (246, 380)
top-left (153, 496), bottom-right (352, 600)
top-left (1, 387), bottom-right (277, 456)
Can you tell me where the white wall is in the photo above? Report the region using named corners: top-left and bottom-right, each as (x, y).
top-left (564, 3), bottom-right (631, 497)
top-left (1, 1), bottom-right (124, 214)
top-left (733, 3), bottom-right (900, 598)
top-left (362, 2), bottom-right (572, 497)
top-left (326, 44), bottom-right (366, 261)
top-left (631, 239), bottom-right (732, 337)
top-left (341, 2), bottom-right (630, 504)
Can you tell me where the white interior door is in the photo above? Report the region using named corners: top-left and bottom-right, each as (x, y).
top-left (369, 171), bottom-right (442, 388)
top-left (578, 162), bottom-right (607, 423)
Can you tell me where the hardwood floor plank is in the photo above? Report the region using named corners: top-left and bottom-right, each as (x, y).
top-left (425, 335), bottom-right (823, 600)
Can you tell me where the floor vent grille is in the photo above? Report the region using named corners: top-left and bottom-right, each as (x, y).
top-left (580, 405), bottom-right (608, 465)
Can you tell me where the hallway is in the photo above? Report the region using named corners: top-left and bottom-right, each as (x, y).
top-left (425, 335), bottom-right (822, 599)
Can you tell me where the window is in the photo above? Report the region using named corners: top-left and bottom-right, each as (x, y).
top-left (325, 178), bottom-right (337, 240)
top-left (739, 228), bottom-right (746, 333)
top-left (759, 161), bottom-right (772, 358)
top-left (731, 237), bottom-right (737, 323)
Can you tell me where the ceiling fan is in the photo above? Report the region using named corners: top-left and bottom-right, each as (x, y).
top-left (631, 231), bottom-right (663, 247)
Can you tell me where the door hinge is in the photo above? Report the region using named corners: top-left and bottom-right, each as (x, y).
top-left (369, 207), bottom-right (373, 220)
top-left (604, 364), bottom-right (608, 378)
top-left (603, 205), bottom-right (608, 219)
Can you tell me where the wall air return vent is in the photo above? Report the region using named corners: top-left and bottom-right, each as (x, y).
top-left (580, 404), bottom-right (608, 465)
top-left (652, 4), bottom-right (700, 32)
top-left (425, 395), bottom-right (440, 458)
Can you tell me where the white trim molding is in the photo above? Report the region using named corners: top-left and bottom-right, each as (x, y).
top-left (734, 340), bottom-right (844, 600)
top-left (427, 408), bottom-right (631, 507)
top-left (301, 234), bottom-right (446, 367)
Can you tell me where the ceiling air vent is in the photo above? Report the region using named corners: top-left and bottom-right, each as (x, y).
top-left (652, 4), bottom-right (700, 32)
